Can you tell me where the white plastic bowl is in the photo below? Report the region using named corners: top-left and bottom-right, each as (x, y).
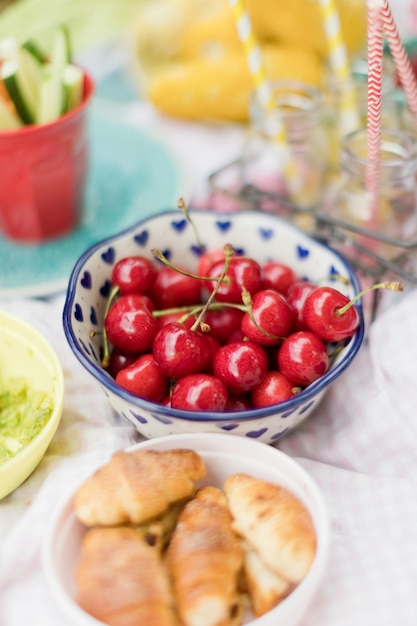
top-left (42, 432), bottom-right (330, 626)
top-left (63, 209), bottom-right (364, 443)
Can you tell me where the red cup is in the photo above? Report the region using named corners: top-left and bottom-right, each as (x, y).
top-left (0, 71), bottom-right (95, 243)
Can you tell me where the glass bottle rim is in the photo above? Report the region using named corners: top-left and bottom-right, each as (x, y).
top-left (341, 127), bottom-right (417, 170)
top-left (250, 79), bottom-right (323, 123)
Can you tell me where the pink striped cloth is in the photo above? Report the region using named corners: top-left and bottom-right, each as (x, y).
top-left (1, 285), bottom-right (417, 625)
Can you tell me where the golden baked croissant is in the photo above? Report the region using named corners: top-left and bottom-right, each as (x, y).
top-left (241, 541), bottom-right (292, 616)
top-left (224, 473), bottom-right (316, 584)
top-left (166, 486), bottom-right (244, 626)
top-left (75, 526), bottom-right (179, 626)
top-left (129, 498), bottom-right (189, 551)
top-left (73, 448), bottom-right (206, 527)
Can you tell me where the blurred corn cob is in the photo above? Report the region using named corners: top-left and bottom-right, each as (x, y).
top-left (131, 0), bottom-right (367, 122)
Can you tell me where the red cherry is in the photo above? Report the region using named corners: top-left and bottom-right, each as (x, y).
top-left (277, 331), bottom-right (329, 386)
top-left (213, 341), bottom-right (268, 395)
top-left (225, 395), bottom-right (252, 411)
top-left (203, 307), bottom-right (244, 343)
top-left (226, 327), bottom-right (246, 344)
top-left (106, 349), bottom-right (139, 378)
top-left (115, 354), bottom-right (169, 401)
top-left (204, 334), bottom-right (222, 373)
top-left (161, 395), bottom-right (171, 407)
top-left (111, 255), bottom-right (157, 295)
top-left (197, 248), bottom-right (226, 277)
top-left (157, 312), bottom-right (197, 329)
top-left (240, 289), bottom-right (294, 346)
top-left (262, 261), bottom-right (298, 295)
top-left (302, 286), bottom-right (360, 342)
top-left (207, 256), bottom-right (262, 303)
top-left (171, 373), bottom-right (228, 411)
top-left (149, 266), bottom-right (202, 309)
top-left (152, 322), bottom-right (211, 378)
top-left (104, 294), bottom-right (159, 354)
top-left (286, 280), bottom-right (316, 331)
top-left (251, 371), bottom-right (296, 407)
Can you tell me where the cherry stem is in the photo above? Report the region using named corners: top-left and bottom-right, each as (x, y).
top-left (329, 273), bottom-right (350, 286)
top-left (101, 285), bottom-right (120, 368)
top-left (177, 197), bottom-right (205, 252)
top-left (337, 281), bottom-right (404, 316)
top-left (151, 301), bottom-right (246, 319)
top-left (151, 248), bottom-right (230, 284)
top-left (191, 244), bottom-right (235, 332)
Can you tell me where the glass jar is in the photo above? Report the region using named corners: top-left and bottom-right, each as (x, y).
top-left (326, 127), bottom-right (417, 248)
top-left (398, 100), bottom-right (417, 138)
top-left (323, 56), bottom-right (400, 176)
top-left (325, 127), bottom-right (417, 322)
top-left (241, 80), bottom-right (328, 214)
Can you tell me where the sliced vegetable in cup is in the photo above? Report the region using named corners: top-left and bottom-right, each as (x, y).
top-left (0, 25), bottom-right (85, 128)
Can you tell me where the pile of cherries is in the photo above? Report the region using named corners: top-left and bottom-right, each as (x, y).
top-left (99, 241), bottom-right (366, 413)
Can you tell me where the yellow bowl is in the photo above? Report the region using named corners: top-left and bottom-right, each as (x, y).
top-left (0, 311), bottom-right (64, 499)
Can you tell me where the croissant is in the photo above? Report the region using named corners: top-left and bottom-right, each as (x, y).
top-left (224, 473), bottom-right (316, 584)
top-left (73, 448), bottom-right (206, 526)
top-left (241, 541), bottom-right (292, 616)
top-left (75, 526), bottom-right (179, 626)
top-left (166, 486), bottom-right (244, 626)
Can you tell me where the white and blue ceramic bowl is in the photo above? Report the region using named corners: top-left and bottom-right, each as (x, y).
top-left (63, 209), bottom-right (365, 444)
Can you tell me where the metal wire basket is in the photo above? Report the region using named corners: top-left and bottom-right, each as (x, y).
top-left (205, 157), bottom-right (417, 322)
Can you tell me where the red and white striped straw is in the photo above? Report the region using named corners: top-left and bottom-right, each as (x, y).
top-left (366, 0), bottom-right (384, 227)
top-left (381, 0), bottom-right (417, 117)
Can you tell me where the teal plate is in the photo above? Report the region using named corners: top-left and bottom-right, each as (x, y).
top-left (0, 103), bottom-right (182, 299)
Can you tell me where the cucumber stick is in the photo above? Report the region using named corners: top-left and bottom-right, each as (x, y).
top-left (21, 38), bottom-right (48, 64)
top-left (37, 71), bottom-right (65, 125)
top-left (0, 36), bottom-right (19, 61)
top-left (0, 95), bottom-right (22, 129)
top-left (62, 64), bottom-right (84, 112)
top-left (1, 45), bottom-right (46, 126)
top-left (0, 28), bottom-right (83, 128)
top-left (17, 47), bottom-right (44, 114)
top-left (50, 25), bottom-right (71, 74)
top-left (1, 60), bottom-right (34, 124)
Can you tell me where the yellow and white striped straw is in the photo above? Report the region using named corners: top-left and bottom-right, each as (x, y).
top-left (227, 0), bottom-right (301, 198)
top-left (318, 0), bottom-right (360, 135)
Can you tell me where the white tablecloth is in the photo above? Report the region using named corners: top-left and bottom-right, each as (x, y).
top-left (3, 274), bottom-right (417, 626)
top-left (2, 39), bottom-right (417, 626)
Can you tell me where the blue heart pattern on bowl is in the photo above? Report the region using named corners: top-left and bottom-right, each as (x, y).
top-left (74, 303), bottom-right (83, 322)
top-left (171, 219), bottom-right (188, 232)
top-left (90, 307), bottom-right (98, 326)
top-left (297, 245), bottom-right (309, 259)
top-left (215, 220), bottom-right (232, 232)
top-left (190, 244), bottom-right (204, 257)
top-left (99, 280), bottom-right (112, 298)
top-left (259, 228), bottom-right (273, 240)
top-left (101, 248), bottom-right (116, 264)
top-left (134, 231), bottom-right (149, 246)
top-left (81, 271), bottom-right (92, 289)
